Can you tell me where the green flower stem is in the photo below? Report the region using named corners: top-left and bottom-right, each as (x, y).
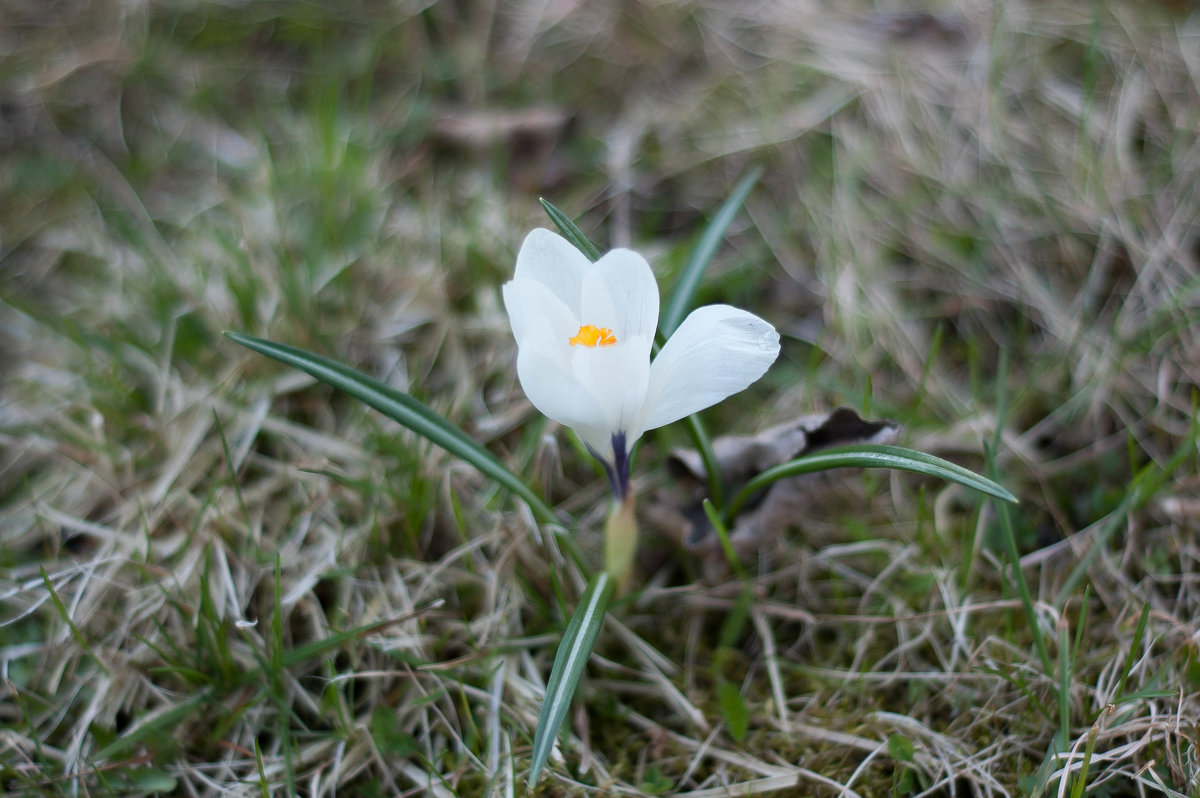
top-left (603, 494), bottom-right (638, 594)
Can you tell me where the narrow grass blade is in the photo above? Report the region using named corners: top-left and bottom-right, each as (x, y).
top-left (539, 198), bottom-right (602, 261)
top-left (717, 681), bottom-right (749, 742)
top-left (102, 609), bottom-right (441, 759)
top-left (997, 498), bottom-right (1053, 675)
top-left (1112, 602), bottom-right (1150, 703)
top-left (41, 568), bottom-right (111, 676)
top-left (1069, 718), bottom-right (1101, 798)
top-left (984, 348), bottom-right (1051, 674)
top-left (684, 413), bottom-right (723, 511)
top-left (254, 739), bottom-right (270, 798)
top-left (723, 443), bottom-right (1018, 524)
top-left (225, 331), bottom-right (558, 525)
top-left (659, 166), bottom-right (762, 338)
top-left (1057, 613), bottom-right (1071, 751)
top-left (1052, 420), bottom-right (1195, 608)
top-left (528, 572), bottom-right (613, 785)
top-left (97, 692), bottom-right (211, 758)
top-left (702, 498), bottom-right (743, 577)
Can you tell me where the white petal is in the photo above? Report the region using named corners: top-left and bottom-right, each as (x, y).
top-left (502, 277), bottom-right (578, 355)
top-left (515, 346), bottom-right (611, 452)
top-left (513, 229), bottom-right (591, 317)
top-left (639, 305), bottom-right (780, 432)
top-left (571, 333), bottom-right (652, 450)
top-left (580, 249), bottom-right (659, 342)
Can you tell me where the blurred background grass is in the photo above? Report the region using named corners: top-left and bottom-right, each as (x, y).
top-left (2, 0), bottom-right (1199, 795)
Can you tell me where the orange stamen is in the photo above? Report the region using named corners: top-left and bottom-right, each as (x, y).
top-left (568, 324), bottom-right (618, 347)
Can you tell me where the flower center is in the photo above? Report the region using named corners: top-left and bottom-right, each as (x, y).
top-left (568, 324), bottom-right (618, 348)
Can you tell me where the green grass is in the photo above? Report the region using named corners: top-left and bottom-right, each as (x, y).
top-left (3, 0), bottom-right (1200, 795)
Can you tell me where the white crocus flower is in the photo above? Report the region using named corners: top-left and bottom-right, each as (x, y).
top-left (503, 228), bottom-right (780, 497)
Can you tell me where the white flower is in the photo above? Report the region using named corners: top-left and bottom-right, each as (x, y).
top-left (503, 228), bottom-right (780, 495)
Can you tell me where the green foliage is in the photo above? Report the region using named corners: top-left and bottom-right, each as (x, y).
top-left (638, 765), bottom-right (675, 794)
top-left (888, 734), bottom-right (917, 795)
top-left (723, 444), bottom-right (1018, 524)
top-left (658, 166), bottom-right (763, 339)
top-left (528, 572), bottom-right (614, 785)
top-left (717, 681), bottom-right (749, 742)
top-left (538, 198), bottom-right (602, 261)
top-left (225, 331), bottom-right (558, 524)
top-left (371, 706), bottom-right (419, 756)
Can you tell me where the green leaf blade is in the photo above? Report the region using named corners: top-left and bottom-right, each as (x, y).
top-left (724, 443), bottom-right (1018, 523)
top-left (659, 166), bottom-right (762, 339)
top-left (656, 171), bottom-right (762, 512)
top-left (888, 733), bottom-right (916, 763)
top-left (528, 572), bottom-right (614, 785)
top-left (225, 331), bottom-right (558, 525)
top-left (684, 413), bottom-right (723, 511)
top-left (539, 198), bottom-right (602, 261)
top-left (717, 681), bottom-right (749, 742)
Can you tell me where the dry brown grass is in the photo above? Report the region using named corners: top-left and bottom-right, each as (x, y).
top-left (2, 0), bottom-right (1199, 795)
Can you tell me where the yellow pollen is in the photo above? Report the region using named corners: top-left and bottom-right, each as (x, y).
top-left (568, 324), bottom-right (618, 348)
